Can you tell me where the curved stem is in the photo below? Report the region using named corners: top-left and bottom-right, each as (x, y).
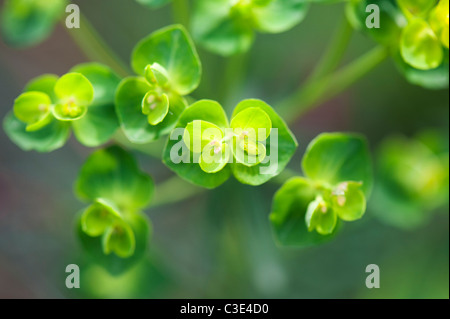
top-left (64, 14), bottom-right (131, 77)
top-left (308, 17), bottom-right (353, 82)
top-left (172, 0), bottom-right (190, 27)
top-left (279, 46), bottom-right (389, 123)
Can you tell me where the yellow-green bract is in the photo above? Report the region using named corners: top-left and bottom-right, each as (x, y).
top-left (347, 0), bottom-right (449, 89)
top-left (75, 146), bottom-right (153, 273)
top-left (3, 63), bottom-right (121, 152)
top-left (270, 133), bottom-right (373, 247)
top-left (163, 99), bottom-right (298, 188)
top-left (192, 0), bottom-right (310, 56)
top-left (115, 25), bottom-right (202, 144)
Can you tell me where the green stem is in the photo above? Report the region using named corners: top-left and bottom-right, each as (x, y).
top-left (65, 14), bottom-right (131, 77)
top-left (219, 52), bottom-right (249, 106)
top-left (151, 175), bottom-right (204, 207)
top-left (279, 46), bottom-right (389, 123)
top-left (172, 0), bottom-right (190, 27)
top-left (308, 17), bottom-right (353, 82)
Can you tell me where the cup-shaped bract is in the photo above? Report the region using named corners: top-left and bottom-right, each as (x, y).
top-left (192, 0), bottom-right (309, 56)
top-left (116, 25), bottom-right (202, 143)
top-left (163, 99), bottom-right (297, 188)
top-left (75, 146), bottom-right (154, 270)
top-left (4, 63), bottom-right (121, 152)
top-left (270, 133), bottom-right (373, 247)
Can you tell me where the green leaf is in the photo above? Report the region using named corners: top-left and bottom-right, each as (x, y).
top-left (70, 63), bottom-right (121, 107)
top-left (54, 72), bottom-right (95, 106)
top-left (395, 50), bottom-right (449, 89)
top-left (1, 0), bottom-right (68, 47)
top-left (371, 133), bottom-right (449, 229)
top-left (115, 77), bottom-right (187, 143)
top-left (376, 134), bottom-right (449, 208)
top-left (3, 111), bottom-right (71, 152)
top-left (305, 196), bottom-right (337, 235)
top-left (346, 0), bottom-right (405, 47)
top-left (230, 99), bottom-right (298, 186)
top-left (52, 73), bottom-right (95, 121)
top-left (199, 142), bottom-right (231, 173)
top-left (192, 0), bottom-right (254, 56)
top-left (302, 133), bottom-right (373, 196)
top-left (183, 120), bottom-right (224, 153)
top-left (331, 181), bottom-right (366, 221)
top-left (163, 100), bottom-right (231, 189)
top-left (253, 0), bottom-right (310, 34)
top-left (75, 146), bottom-right (154, 211)
top-left (76, 211), bottom-right (151, 273)
top-left (429, 0), bottom-right (449, 48)
top-left (270, 177), bottom-right (338, 247)
top-left (81, 199), bottom-right (122, 237)
top-left (24, 74), bottom-right (58, 102)
top-left (144, 63), bottom-right (170, 87)
top-left (13, 91), bottom-right (52, 131)
top-left (142, 91), bottom-right (169, 125)
top-left (400, 19), bottom-right (444, 70)
top-left (232, 137), bottom-right (267, 167)
top-left (136, 0), bottom-right (171, 8)
top-left (70, 63), bottom-right (121, 147)
top-left (132, 25), bottom-right (202, 95)
top-left (102, 221), bottom-right (136, 258)
top-left (230, 107), bottom-right (272, 141)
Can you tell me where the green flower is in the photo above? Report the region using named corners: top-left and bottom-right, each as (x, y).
top-left (347, 0), bottom-right (449, 88)
top-left (270, 133), bottom-right (373, 247)
top-left (372, 130), bottom-right (449, 229)
top-left (163, 99), bottom-right (298, 188)
top-left (192, 0), bottom-right (310, 56)
top-left (115, 25), bottom-right (202, 144)
top-left (3, 63), bottom-right (121, 152)
top-left (1, 0), bottom-right (68, 47)
top-left (75, 146), bottom-right (153, 271)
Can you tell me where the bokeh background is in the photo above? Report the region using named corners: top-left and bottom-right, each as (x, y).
top-left (0, 0), bottom-right (448, 298)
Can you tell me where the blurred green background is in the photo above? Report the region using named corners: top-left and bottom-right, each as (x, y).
top-left (0, 0), bottom-right (448, 298)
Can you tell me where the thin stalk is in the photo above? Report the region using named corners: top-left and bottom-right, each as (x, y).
top-left (279, 46), bottom-right (389, 123)
top-left (65, 14), bottom-right (131, 77)
top-left (219, 52), bottom-right (249, 107)
top-left (308, 17), bottom-right (353, 82)
top-left (172, 0), bottom-right (190, 27)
